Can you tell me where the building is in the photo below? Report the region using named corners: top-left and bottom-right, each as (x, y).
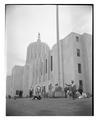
top-left (6, 32), bottom-right (92, 97)
top-left (23, 33), bottom-right (51, 96)
top-left (6, 75), bottom-right (12, 96)
top-left (12, 65), bottom-right (24, 96)
top-left (51, 32), bottom-right (92, 94)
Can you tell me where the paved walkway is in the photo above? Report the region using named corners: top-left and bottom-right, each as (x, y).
top-left (6, 97), bottom-right (92, 116)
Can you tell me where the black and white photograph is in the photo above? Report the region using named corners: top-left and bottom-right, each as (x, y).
top-left (5, 4), bottom-right (93, 116)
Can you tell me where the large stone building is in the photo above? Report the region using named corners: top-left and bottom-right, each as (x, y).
top-left (51, 32), bottom-right (92, 94)
top-left (6, 32), bottom-right (92, 97)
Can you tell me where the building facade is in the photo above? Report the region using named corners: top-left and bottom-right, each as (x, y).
top-left (51, 32), bottom-right (92, 94)
top-left (6, 32), bottom-right (92, 97)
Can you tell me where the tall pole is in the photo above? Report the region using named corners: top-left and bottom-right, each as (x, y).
top-left (56, 5), bottom-right (60, 86)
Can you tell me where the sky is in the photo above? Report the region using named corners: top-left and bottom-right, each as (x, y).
top-left (6, 5), bottom-right (92, 75)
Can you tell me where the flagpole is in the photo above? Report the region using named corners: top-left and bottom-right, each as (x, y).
top-left (56, 5), bottom-right (60, 86)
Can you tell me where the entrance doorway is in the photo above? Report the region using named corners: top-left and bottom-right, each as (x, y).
top-left (35, 86), bottom-right (41, 95)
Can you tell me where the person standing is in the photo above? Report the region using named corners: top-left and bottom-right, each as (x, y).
top-left (64, 85), bottom-right (68, 98)
top-left (65, 80), bottom-right (76, 99)
top-left (71, 80), bottom-right (76, 99)
top-left (78, 85), bottom-right (83, 95)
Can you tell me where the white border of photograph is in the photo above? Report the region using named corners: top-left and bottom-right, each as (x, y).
top-left (0, 0), bottom-right (97, 120)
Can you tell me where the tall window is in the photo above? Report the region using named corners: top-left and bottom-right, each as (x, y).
top-left (46, 59), bottom-right (47, 73)
top-left (79, 80), bottom-right (83, 86)
top-left (78, 63), bottom-right (82, 73)
top-left (76, 36), bottom-right (79, 42)
top-left (79, 80), bottom-right (83, 90)
top-left (51, 56), bottom-right (53, 71)
top-left (77, 49), bottom-right (80, 57)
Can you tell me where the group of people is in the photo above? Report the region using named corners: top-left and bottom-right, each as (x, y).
top-left (64, 80), bottom-right (83, 99)
top-left (29, 81), bottom-right (83, 99)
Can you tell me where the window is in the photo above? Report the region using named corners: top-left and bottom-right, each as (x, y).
top-left (79, 80), bottom-right (83, 90)
top-left (76, 36), bottom-right (79, 42)
top-left (78, 63), bottom-right (82, 73)
top-left (77, 49), bottom-right (80, 57)
top-left (79, 80), bottom-right (83, 86)
top-left (46, 59), bottom-right (47, 73)
top-left (40, 61), bottom-right (42, 76)
top-left (51, 56), bottom-right (53, 71)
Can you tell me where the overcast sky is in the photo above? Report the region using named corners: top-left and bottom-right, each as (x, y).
top-left (6, 5), bottom-right (92, 75)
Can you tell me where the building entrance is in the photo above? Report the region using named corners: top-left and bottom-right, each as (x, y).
top-left (35, 86), bottom-right (41, 95)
